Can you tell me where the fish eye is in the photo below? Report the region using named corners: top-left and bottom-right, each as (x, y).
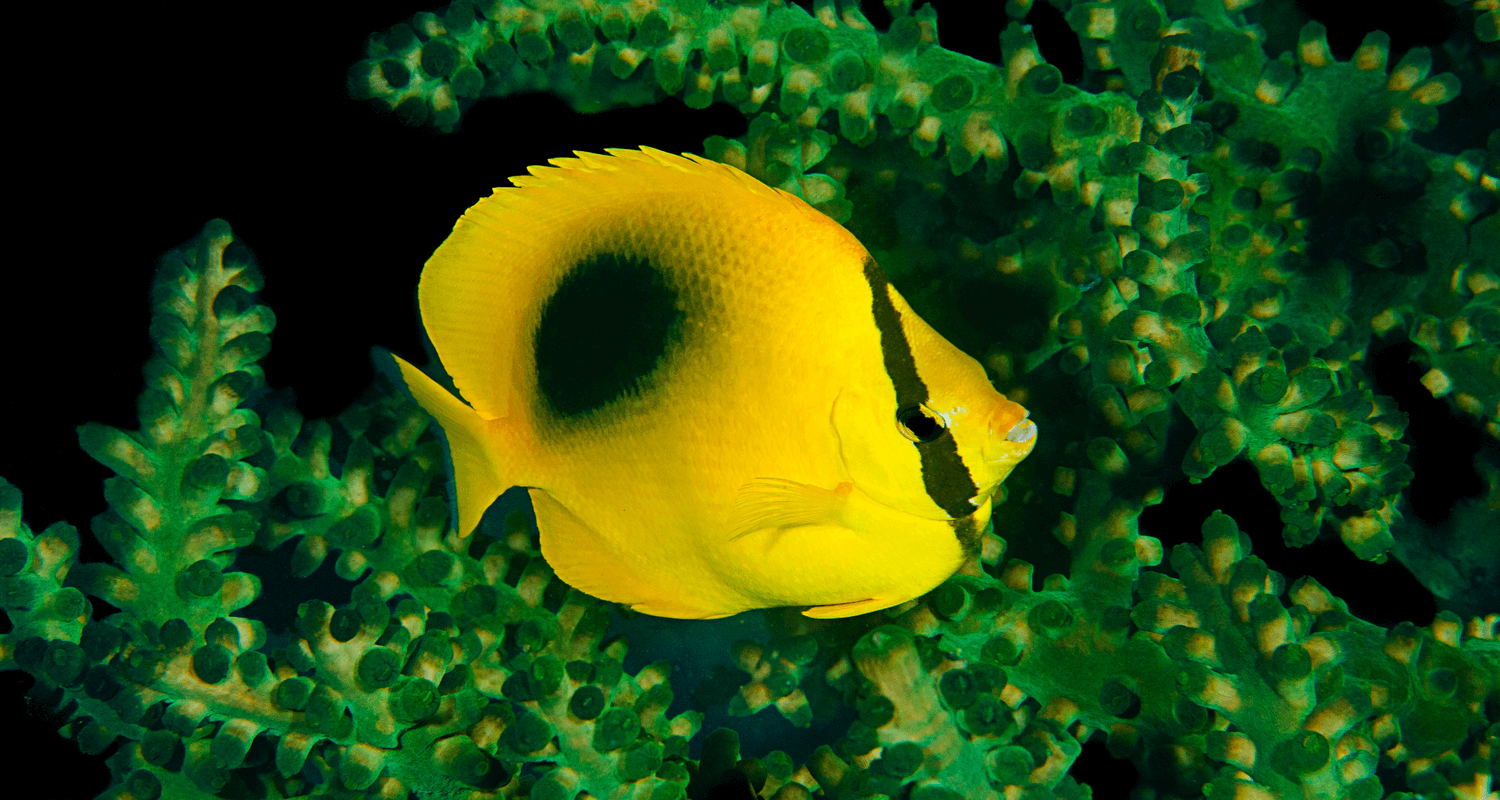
top-left (897, 405), bottom-right (946, 443)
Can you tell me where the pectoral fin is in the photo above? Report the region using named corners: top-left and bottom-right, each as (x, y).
top-left (729, 478), bottom-right (852, 540)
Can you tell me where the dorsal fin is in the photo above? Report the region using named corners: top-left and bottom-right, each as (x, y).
top-left (418, 147), bottom-right (802, 423)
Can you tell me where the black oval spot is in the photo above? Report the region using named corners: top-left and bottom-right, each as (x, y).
top-left (534, 253), bottom-right (683, 418)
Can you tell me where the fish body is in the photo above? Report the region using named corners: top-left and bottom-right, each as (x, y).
top-left (391, 147), bottom-right (1036, 619)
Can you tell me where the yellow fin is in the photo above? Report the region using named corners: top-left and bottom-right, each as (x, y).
top-left (516, 146), bottom-right (792, 204)
top-left (802, 596), bottom-right (904, 619)
top-left (531, 490), bottom-right (728, 619)
top-left (629, 602), bottom-right (737, 620)
top-left (391, 354), bottom-right (507, 537)
top-left (729, 479), bottom-right (852, 540)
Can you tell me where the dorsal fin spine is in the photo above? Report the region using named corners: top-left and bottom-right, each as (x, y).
top-left (506, 146), bottom-right (795, 206)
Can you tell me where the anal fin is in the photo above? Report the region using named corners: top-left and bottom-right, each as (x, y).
top-left (802, 596), bottom-right (902, 619)
top-left (629, 602), bottom-right (736, 620)
top-left (531, 490), bottom-right (728, 619)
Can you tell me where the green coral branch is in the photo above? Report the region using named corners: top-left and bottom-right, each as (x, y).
top-left (347, 0), bottom-right (1500, 793)
top-left (347, 0), bottom-right (1499, 561)
top-left (0, 217), bottom-right (1496, 798)
top-left (2, 223), bottom-right (702, 800)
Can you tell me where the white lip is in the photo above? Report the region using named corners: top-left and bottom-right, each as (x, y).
top-left (1006, 419), bottom-right (1037, 443)
top-left (982, 417), bottom-right (1036, 467)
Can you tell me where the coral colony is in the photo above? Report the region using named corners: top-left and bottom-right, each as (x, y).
top-left (2, 0), bottom-right (1497, 798)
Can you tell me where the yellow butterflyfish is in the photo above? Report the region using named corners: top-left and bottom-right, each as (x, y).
top-left (390, 147), bottom-right (1036, 619)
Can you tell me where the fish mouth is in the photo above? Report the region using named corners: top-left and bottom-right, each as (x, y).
top-left (971, 411), bottom-right (1035, 507)
top-left (983, 415), bottom-right (1037, 466)
top-left (1004, 418), bottom-right (1037, 444)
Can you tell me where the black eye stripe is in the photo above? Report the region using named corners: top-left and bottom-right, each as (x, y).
top-left (860, 257), bottom-right (979, 519)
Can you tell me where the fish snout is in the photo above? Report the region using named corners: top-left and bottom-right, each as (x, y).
top-left (984, 400), bottom-right (1036, 464)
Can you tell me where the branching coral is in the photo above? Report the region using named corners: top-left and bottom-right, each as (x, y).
top-left (344, 0), bottom-right (1494, 561)
top-left (4, 226), bottom-right (701, 799)
top-left (4, 0), bottom-right (1499, 798)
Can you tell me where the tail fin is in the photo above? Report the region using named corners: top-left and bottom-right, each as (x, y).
top-left (387, 352), bottom-right (509, 537)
